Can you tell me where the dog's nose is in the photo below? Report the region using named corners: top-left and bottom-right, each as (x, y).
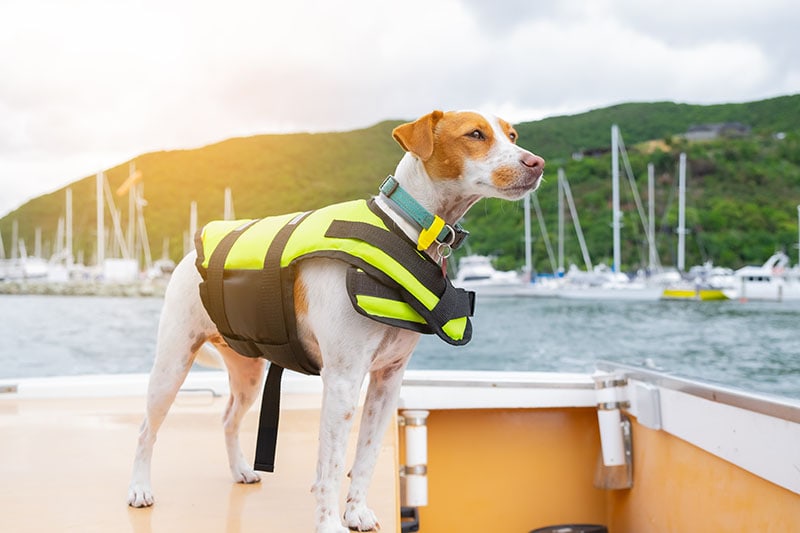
top-left (521, 152), bottom-right (545, 175)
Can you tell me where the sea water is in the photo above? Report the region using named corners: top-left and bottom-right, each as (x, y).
top-left (1, 294), bottom-right (798, 399)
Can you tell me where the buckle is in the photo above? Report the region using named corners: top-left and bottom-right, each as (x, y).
top-left (449, 226), bottom-right (469, 250)
top-left (379, 176), bottom-right (399, 197)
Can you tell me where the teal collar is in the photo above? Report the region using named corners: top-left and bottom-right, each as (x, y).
top-left (378, 176), bottom-right (469, 253)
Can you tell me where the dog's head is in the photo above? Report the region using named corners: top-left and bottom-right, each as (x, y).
top-left (392, 110), bottom-right (545, 201)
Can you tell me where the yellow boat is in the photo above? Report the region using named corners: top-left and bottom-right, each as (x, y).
top-left (2, 362), bottom-right (799, 532)
top-left (662, 286), bottom-right (729, 301)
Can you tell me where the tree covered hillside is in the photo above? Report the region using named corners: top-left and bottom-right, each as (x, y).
top-left (1, 95), bottom-right (799, 274)
top-left (466, 128), bottom-right (800, 273)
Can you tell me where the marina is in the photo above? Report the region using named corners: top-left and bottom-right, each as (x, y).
top-left (0, 104), bottom-right (798, 532)
top-left (1, 3), bottom-right (799, 528)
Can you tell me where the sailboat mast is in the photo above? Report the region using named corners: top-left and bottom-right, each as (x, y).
top-left (648, 163), bottom-right (656, 271)
top-left (128, 164), bottom-right (136, 257)
top-left (611, 124), bottom-right (621, 273)
top-left (34, 227), bottom-right (42, 258)
top-left (66, 187), bottom-right (73, 269)
top-left (97, 172), bottom-right (105, 265)
top-left (224, 187), bottom-right (234, 221)
top-left (190, 201), bottom-right (198, 242)
top-left (523, 192), bottom-right (532, 281)
top-left (677, 153), bottom-right (687, 272)
top-left (11, 220), bottom-right (18, 261)
top-left (557, 168), bottom-right (565, 274)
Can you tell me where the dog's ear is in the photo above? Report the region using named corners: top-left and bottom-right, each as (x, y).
top-left (392, 110), bottom-right (444, 161)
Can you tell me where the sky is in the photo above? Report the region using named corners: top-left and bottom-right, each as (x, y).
top-left (1, 0), bottom-right (799, 217)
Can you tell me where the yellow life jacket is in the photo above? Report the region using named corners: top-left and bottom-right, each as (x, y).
top-left (195, 194), bottom-right (474, 474)
top-left (195, 198), bottom-right (474, 376)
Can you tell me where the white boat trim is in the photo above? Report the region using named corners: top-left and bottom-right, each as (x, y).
top-left (0, 370), bottom-right (324, 400)
top-left (400, 370), bottom-right (596, 410)
top-left (596, 361), bottom-right (800, 424)
top-left (597, 361), bottom-right (800, 495)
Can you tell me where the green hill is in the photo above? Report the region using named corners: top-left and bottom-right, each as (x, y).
top-left (2, 95), bottom-right (799, 274)
top-left (0, 120), bottom-right (406, 263)
top-left (516, 94), bottom-right (800, 162)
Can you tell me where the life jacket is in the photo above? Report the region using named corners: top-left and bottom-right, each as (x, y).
top-left (194, 194), bottom-right (474, 472)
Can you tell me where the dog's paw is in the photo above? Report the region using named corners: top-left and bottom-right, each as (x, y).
top-left (343, 503), bottom-right (380, 532)
top-left (315, 518), bottom-right (350, 533)
top-left (127, 484), bottom-right (155, 508)
top-left (231, 463), bottom-right (261, 484)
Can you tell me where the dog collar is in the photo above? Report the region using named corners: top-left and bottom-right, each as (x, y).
top-left (379, 176), bottom-right (469, 253)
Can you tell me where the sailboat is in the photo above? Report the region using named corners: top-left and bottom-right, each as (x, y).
top-left (0, 220), bottom-right (49, 281)
top-left (661, 153), bottom-right (733, 301)
top-left (556, 125), bottom-right (664, 301)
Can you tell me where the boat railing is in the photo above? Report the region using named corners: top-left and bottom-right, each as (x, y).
top-left (595, 360), bottom-right (800, 424)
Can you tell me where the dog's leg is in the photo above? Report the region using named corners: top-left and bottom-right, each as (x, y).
top-left (313, 365), bottom-right (367, 533)
top-left (127, 326), bottom-right (204, 507)
top-left (344, 361), bottom-right (408, 531)
top-left (216, 342), bottom-right (267, 484)
top-left (128, 253), bottom-right (213, 507)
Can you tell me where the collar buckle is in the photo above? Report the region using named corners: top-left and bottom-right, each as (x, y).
top-left (448, 226), bottom-right (469, 250)
top-left (379, 176), bottom-right (400, 197)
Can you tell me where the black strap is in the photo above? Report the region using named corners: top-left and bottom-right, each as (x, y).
top-left (257, 216), bottom-right (304, 345)
top-left (252, 212), bottom-right (312, 473)
top-left (429, 279), bottom-right (475, 326)
top-left (203, 220), bottom-right (259, 335)
top-left (254, 363), bottom-right (284, 472)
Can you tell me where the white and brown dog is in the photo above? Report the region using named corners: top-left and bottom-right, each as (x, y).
top-left (127, 110), bottom-right (544, 532)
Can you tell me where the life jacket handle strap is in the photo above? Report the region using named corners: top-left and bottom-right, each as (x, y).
top-left (254, 363), bottom-right (284, 472)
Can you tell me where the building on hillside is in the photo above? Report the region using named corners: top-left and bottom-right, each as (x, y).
top-left (684, 122), bottom-right (751, 141)
top-left (571, 146), bottom-right (612, 161)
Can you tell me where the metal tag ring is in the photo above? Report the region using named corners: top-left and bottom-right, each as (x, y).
top-left (440, 224), bottom-right (456, 246)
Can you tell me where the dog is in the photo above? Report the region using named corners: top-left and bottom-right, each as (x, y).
top-left (127, 110), bottom-right (544, 532)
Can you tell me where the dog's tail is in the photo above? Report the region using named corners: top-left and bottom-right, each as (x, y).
top-left (194, 342), bottom-right (226, 369)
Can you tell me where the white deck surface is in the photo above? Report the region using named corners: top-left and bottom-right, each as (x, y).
top-left (0, 377), bottom-right (398, 533)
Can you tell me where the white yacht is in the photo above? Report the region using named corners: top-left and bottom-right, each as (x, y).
top-left (723, 252), bottom-right (800, 301)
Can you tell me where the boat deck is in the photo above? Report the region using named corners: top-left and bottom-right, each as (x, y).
top-left (0, 380), bottom-right (398, 533)
top-left (4, 368), bottom-right (800, 532)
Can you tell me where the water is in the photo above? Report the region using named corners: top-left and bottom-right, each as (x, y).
top-left (1, 294), bottom-right (798, 399)
top-left (414, 296), bottom-right (800, 399)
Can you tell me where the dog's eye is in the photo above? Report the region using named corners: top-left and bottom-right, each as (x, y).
top-left (468, 129), bottom-right (485, 140)
top-left (509, 132), bottom-right (517, 143)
